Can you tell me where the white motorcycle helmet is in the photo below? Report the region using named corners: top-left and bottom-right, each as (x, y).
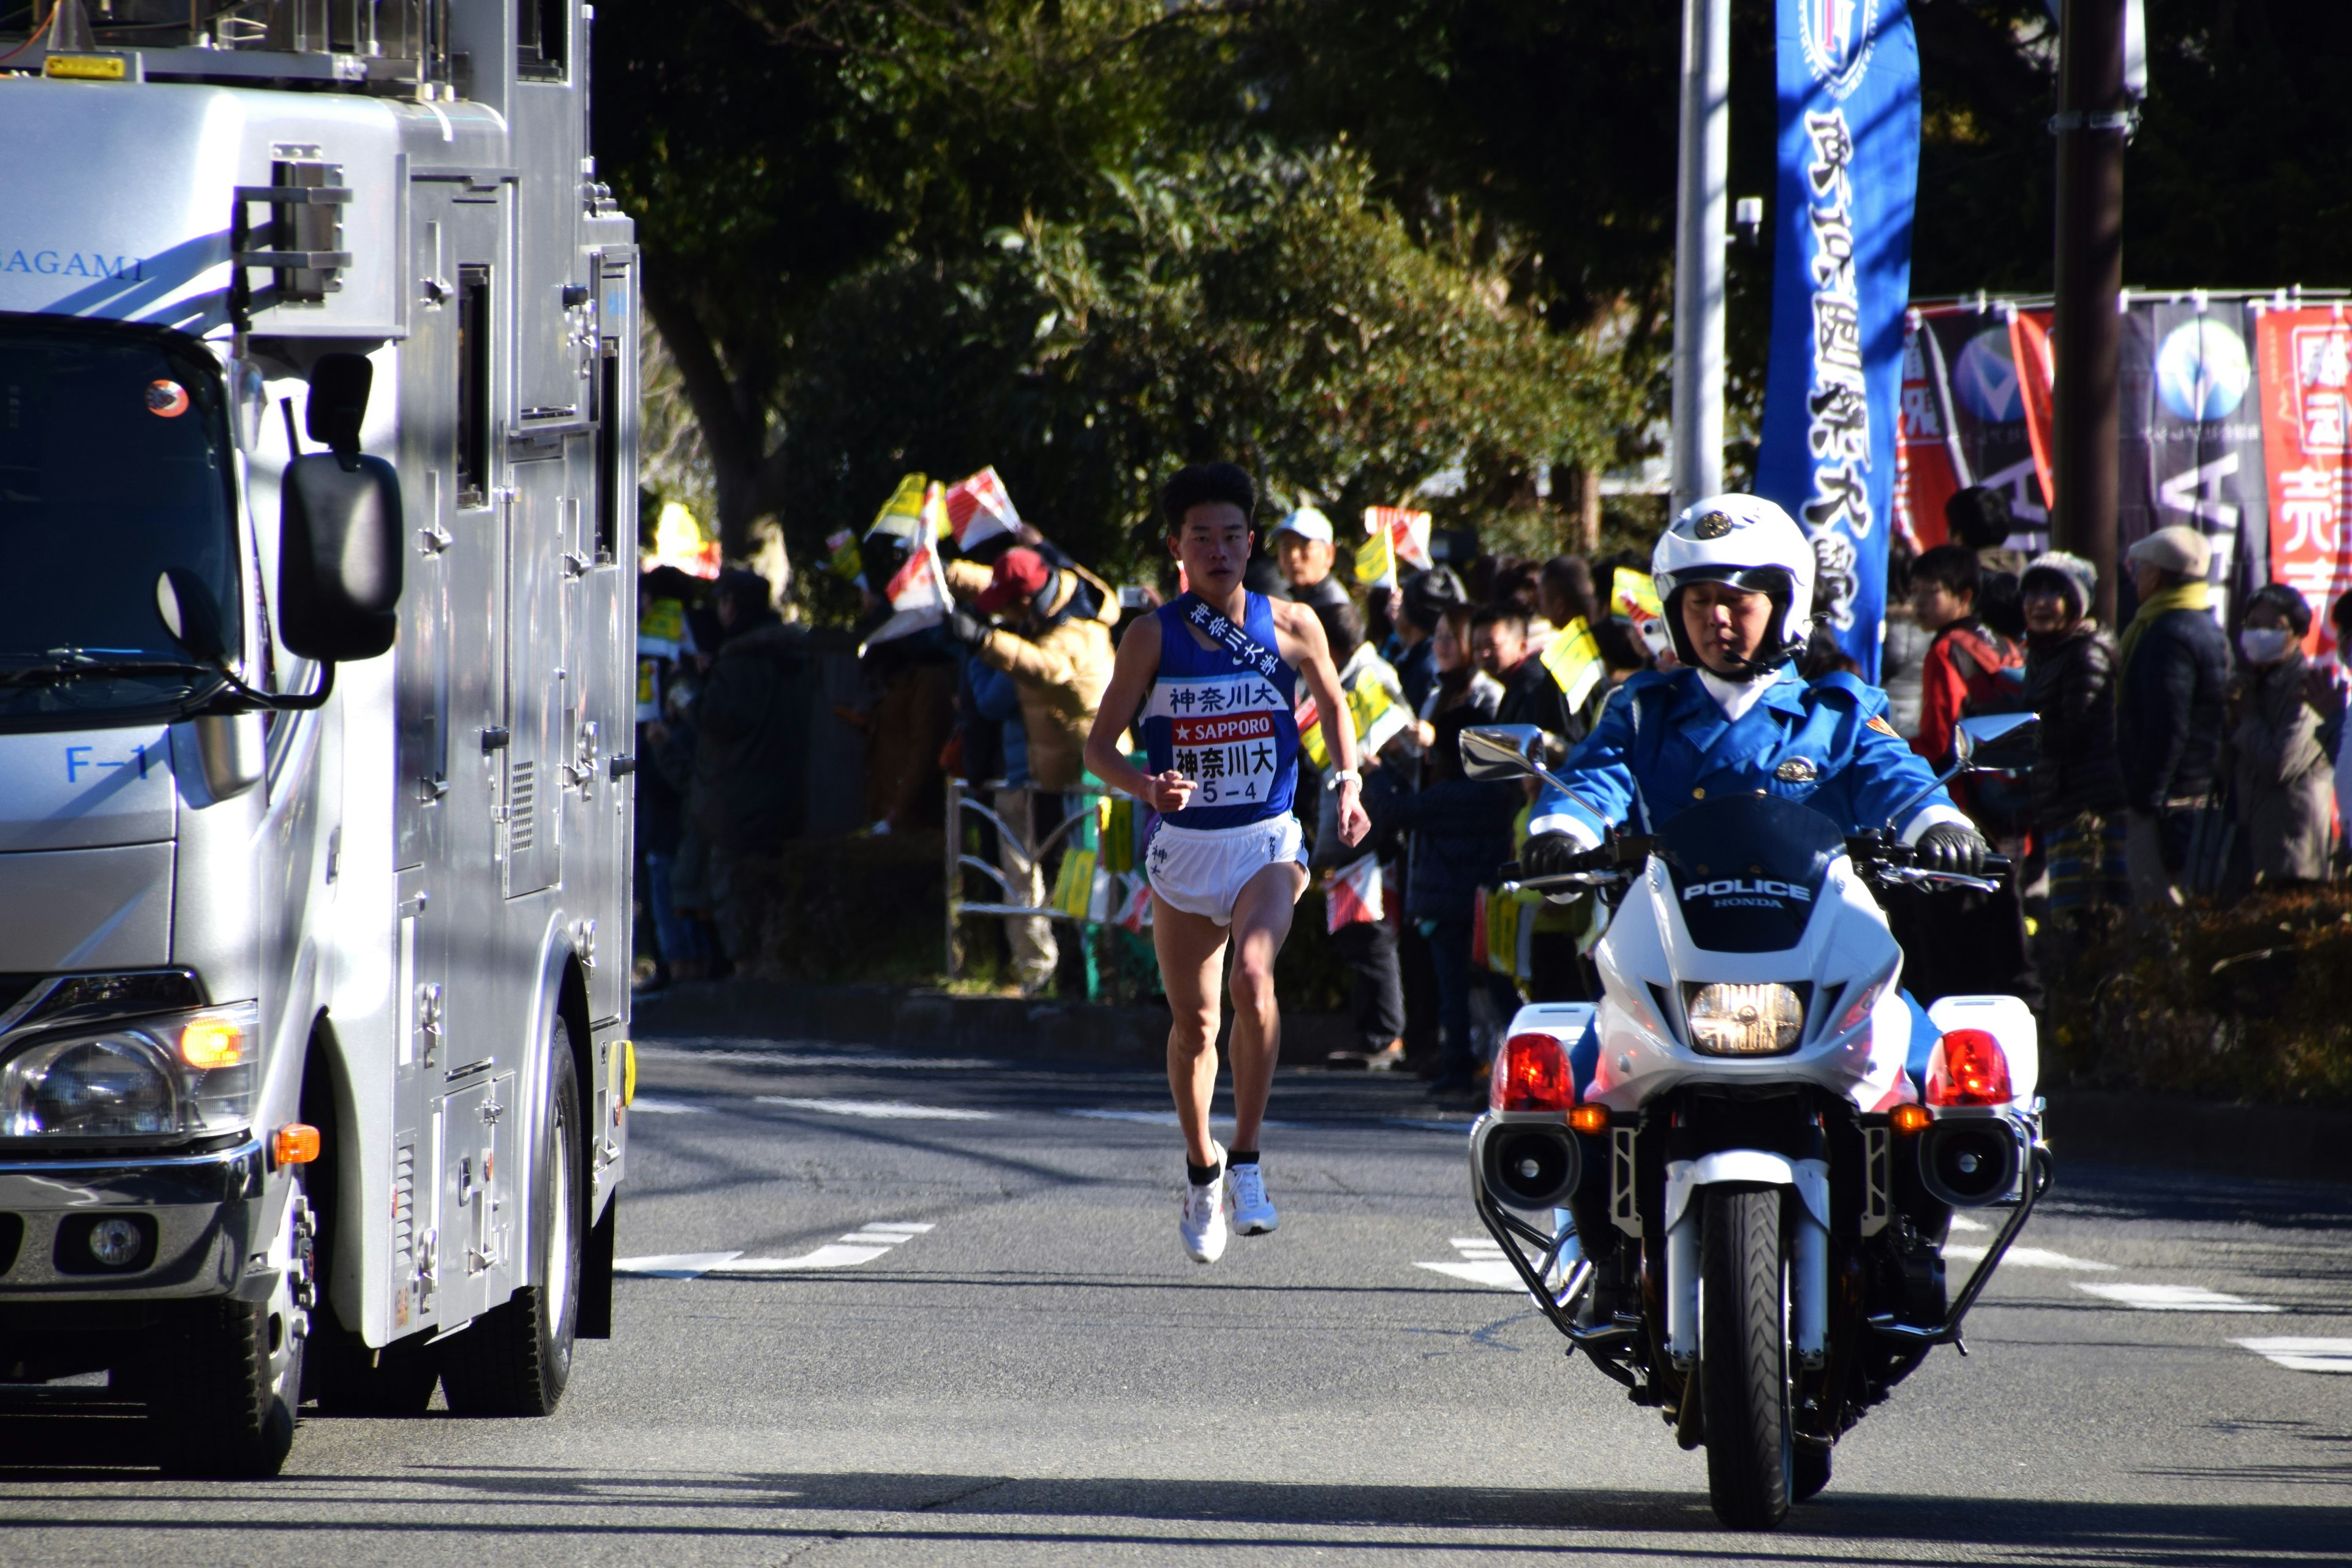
top-left (1651, 493), bottom-right (1817, 677)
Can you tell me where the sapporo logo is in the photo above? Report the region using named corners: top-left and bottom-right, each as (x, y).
top-left (1800, 0), bottom-right (1880, 102)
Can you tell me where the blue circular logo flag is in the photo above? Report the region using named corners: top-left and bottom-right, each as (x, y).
top-left (2154, 318), bottom-right (2252, 423)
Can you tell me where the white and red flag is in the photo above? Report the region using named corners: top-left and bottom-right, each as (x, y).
top-left (942, 466), bottom-right (1022, 552)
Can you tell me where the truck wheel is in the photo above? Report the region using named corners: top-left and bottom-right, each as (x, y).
top-left (440, 1022), bottom-right (582, 1415)
top-left (149, 1296), bottom-right (301, 1477)
top-left (1700, 1185), bottom-right (1793, 1530)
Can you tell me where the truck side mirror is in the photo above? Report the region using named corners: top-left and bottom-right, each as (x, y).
top-left (279, 353), bottom-right (402, 662)
top-left (1460, 723), bottom-right (1551, 782)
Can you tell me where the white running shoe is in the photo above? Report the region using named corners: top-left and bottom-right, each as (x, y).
top-left (1180, 1142), bottom-right (1229, 1264)
top-left (1227, 1159), bottom-right (1278, 1235)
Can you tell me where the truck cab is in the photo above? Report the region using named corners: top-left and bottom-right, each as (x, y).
top-left (0, 0), bottom-right (638, 1474)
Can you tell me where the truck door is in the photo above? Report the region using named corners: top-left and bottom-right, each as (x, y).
top-left (502, 464), bottom-right (566, 899)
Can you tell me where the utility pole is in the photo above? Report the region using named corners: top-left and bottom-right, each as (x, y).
top-left (2051, 0), bottom-right (2129, 626)
top-left (1670, 0), bottom-right (1730, 519)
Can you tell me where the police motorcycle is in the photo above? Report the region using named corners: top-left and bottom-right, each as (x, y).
top-left (1458, 714), bottom-right (2053, 1530)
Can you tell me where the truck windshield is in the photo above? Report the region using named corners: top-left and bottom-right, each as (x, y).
top-left (0, 317), bottom-right (239, 728)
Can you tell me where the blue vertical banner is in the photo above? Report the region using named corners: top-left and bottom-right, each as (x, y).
top-left (1755, 0), bottom-right (1921, 680)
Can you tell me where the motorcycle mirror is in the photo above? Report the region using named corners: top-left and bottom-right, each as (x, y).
top-left (1954, 712), bottom-right (2039, 773)
top-left (155, 567), bottom-right (228, 666)
top-left (1460, 724), bottom-right (1549, 782)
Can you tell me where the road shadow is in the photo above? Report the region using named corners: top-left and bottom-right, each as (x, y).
top-left (0, 1430), bottom-right (2345, 1566)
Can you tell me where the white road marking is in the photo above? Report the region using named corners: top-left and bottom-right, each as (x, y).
top-left (2236, 1337), bottom-right (2352, 1373)
top-left (1944, 1244), bottom-right (2115, 1272)
top-left (1417, 1235), bottom-right (1523, 1289)
top-left (637, 1045), bottom-right (1002, 1069)
top-left (1947, 1215), bottom-right (1991, 1233)
top-left (756, 1096), bottom-right (997, 1120)
top-left (1060, 1108), bottom-right (1303, 1129)
top-left (627, 1096), bottom-right (709, 1115)
top-left (2076, 1283), bottom-right (2280, 1313)
top-left (622, 1221), bottom-right (939, 1277)
top-left (614, 1251), bottom-right (744, 1278)
top-left (1386, 1118), bottom-right (1477, 1134)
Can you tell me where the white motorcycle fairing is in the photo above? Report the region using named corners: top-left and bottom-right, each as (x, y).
top-left (1583, 840), bottom-right (1915, 1117)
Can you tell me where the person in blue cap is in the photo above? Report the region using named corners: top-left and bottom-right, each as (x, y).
top-left (1519, 493), bottom-right (1989, 883)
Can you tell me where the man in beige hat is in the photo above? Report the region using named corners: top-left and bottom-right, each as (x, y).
top-left (2114, 524), bottom-right (2230, 907)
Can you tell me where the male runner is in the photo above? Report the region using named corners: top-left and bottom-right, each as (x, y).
top-left (1085, 463), bottom-right (1370, 1262)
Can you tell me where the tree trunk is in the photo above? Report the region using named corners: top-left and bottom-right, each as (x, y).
top-left (1557, 463), bottom-right (1604, 554)
top-left (641, 277), bottom-right (791, 564)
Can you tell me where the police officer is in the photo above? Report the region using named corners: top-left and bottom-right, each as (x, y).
top-left (1521, 495), bottom-right (1989, 875)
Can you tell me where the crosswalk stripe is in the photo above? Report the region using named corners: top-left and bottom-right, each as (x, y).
top-left (2236, 1338), bottom-right (2352, 1373)
top-left (755, 1096), bottom-right (997, 1120)
top-left (612, 1251), bottom-right (743, 1278)
top-left (1945, 1244), bottom-right (2114, 1271)
top-left (2076, 1283), bottom-right (2280, 1313)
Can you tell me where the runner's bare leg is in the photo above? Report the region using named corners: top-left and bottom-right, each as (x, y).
top-left (1224, 860), bottom-right (1308, 1155)
top-left (1154, 895), bottom-right (1231, 1169)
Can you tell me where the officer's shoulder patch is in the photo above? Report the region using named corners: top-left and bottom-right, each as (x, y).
top-left (1866, 714), bottom-right (1901, 739)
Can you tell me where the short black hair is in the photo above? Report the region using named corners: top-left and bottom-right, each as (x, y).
top-left (2248, 581), bottom-right (2314, 637)
top-left (1314, 597), bottom-right (1365, 665)
top-left (1910, 544), bottom-right (1980, 601)
top-left (1161, 462), bottom-right (1257, 533)
top-left (1944, 485), bottom-right (2014, 552)
top-left (1469, 604), bottom-right (1528, 639)
top-left (2331, 590), bottom-right (2352, 637)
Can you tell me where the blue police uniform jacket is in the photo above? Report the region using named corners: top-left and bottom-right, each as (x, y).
top-left (1528, 667), bottom-right (1966, 845)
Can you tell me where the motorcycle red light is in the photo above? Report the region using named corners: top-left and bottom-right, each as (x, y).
top-left (1926, 1028), bottom-right (2013, 1107)
top-left (1491, 1032), bottom-right (1574, 1114)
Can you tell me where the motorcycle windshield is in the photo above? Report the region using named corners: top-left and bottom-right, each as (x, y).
top-left (1654, 793), bottom-right (1845, 953)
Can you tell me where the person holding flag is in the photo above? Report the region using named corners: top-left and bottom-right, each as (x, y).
top-left (1084, 463), bottom-right (1370, 1264)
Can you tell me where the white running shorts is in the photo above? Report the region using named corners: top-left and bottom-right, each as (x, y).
top-left (1146, 816), bottom-right (1309, 927)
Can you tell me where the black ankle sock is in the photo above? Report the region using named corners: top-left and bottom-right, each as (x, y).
top-left (1186, 1158), bottom-right (1223, 1186)
top-left (1227, 1150), bottom-right (1259, 1166)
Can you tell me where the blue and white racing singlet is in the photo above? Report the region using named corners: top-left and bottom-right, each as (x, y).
top-left (1140, 592), bottom-right (1300, 829)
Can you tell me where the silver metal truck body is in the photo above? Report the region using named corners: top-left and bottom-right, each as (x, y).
top-left (0, 1), bottom-right (636, 1460)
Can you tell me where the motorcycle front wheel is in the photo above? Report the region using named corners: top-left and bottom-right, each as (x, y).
top-left (1700, 1185), bottom-right (1793, 1529)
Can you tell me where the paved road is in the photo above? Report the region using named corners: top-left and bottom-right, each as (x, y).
top-left (4, 1027), bottom-right (2351, 1566)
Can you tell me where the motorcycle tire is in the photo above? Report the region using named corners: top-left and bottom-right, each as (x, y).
top-left (1700, 1185), bottom-right (1793, 1529)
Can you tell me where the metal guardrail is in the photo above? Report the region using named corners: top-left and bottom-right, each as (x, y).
top-left (944, 778), bottom-right (1119, 982)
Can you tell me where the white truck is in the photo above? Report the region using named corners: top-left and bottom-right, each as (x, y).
top-left (0, 0), bottom-right (638, 1474)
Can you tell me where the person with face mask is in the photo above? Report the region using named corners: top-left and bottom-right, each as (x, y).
top-left (2229, 584), bottom-right (2334, 884)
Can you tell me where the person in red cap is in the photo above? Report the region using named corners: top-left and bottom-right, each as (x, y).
top-left (944, 545), bottom-right (1121, 987)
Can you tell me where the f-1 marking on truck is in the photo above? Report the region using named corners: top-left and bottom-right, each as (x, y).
top-left (0, 0), bottom-right (639, 1475)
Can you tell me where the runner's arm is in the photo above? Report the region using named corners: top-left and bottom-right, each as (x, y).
top-left (1084, 612), bottom-right (1194, 813)
top-left (1283, 603), bottom-right (1370, 846)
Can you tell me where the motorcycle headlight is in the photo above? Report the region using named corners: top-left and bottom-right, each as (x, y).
top-left (1683, 982), bottom-right (1804, 1057)
top-left (0, 1003), bottom-right (260, 1139)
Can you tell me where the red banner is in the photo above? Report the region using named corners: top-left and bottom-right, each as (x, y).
top-left (2257, 304), bottom-right (2352, 655)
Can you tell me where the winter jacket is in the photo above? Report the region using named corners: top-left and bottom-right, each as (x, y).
top-left (1383, 775), bottom-right (1519, 924)
top-left (690, 617), bottom-right (811, 852)
top-left (1494, 655), bottom-right (1583, 747)
top-left (2231, 649), bottom-right (2334, 880)
top-left (1911, 618), bottom-right (2024, 771)
top-left (2116, 605), bottom-right (2231, 810)
top-left (970, 572), bottom-right (1116, 791)
top-left (2022, 622), bottom-right (2127, 825)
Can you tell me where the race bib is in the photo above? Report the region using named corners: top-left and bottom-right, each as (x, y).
top-left (1145, 673), bottom-right (1288, 808)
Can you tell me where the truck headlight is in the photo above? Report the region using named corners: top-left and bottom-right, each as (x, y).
top-left (0, 1002), bottom-right (260, 1139)
top-left (1683, 982), bottom-right (1804, 1057)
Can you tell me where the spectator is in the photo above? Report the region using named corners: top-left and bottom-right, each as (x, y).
top-left (1945, 485), bottom-right (2027, 639)
top-left (946, 546), bottom-right (1118, 797)
top-left (2018, 551), bottom-right (2128, 954)
top-left (2230, 583), bottom-right (2334, 884)
top-left (1539, 554), bottom-right (1600, 636)
top-left (1392, 565), bottom-right (1466, 715)
top-left (2326, 594), bottom-right (2352, 859)
top-left (1472, 603), bottom-right (1581, 744)
top-left (1272, 507), bottom-right (1347, 607)
top-left (1414, 603), bottom-right (1501, 748)
top-left (1489, 559), bottom-right (1551, 654)
top-left (1907, 543), bottom-right (2026, 777)
top-left (1310, 605), bottom-right (1409, 1070)
top-left (2116, 525), bottom-right (2231, 908)
top-left (690, 568), bottom-right (812, 965)
top-left (1379, 706), bottom-right (1520, 1101)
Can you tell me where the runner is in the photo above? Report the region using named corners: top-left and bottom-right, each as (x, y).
top-left (1084, 463), bottom-right (1370, 1262)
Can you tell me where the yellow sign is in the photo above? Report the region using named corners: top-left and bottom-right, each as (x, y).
top-left (1050, 846), bottom-right (1099, 920)
top-left (868, 472), bottom-right (931, 539)
top-left (1611, 566), bottom-right (1664, 623)
top-left (46, 54), bottom-right (127, 80)
top-left (1299, 676), bottom-right (1406, 770)
top-left (1539, 617), bottom-right (1604, 711)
